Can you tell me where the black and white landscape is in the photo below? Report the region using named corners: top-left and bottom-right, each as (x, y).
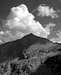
top-left (0, 0), bottom-right (61, 75)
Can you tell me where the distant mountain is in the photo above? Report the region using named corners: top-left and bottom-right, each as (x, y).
top-left (0, 33), bottom-right (61, 63)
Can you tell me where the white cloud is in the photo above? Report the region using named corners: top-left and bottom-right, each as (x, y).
top-left (50, 30), bottom-right (61, 43)
top-left (37, 5), bottom-right (59, 19)
top-left (45, 23), bottom-right (56, 33)
top-left (5, 4), bottom-right (50, 38)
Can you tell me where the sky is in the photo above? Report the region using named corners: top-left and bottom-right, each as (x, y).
top-left (0, 0), bottom-right (61, 19)
top-left (0, 0), bottom-right (61, 43)
top-left (0, 0), bottom-right (61, 30)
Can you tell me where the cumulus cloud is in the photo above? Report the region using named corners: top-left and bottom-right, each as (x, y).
top-left (45, 23), bottom-right (56, 33)
top-left (50, 30), bottom-right (61, 43)
top-left (5, 4), bottom-right (50, 38)
top-left (37, 5), bottom-right (59, 19)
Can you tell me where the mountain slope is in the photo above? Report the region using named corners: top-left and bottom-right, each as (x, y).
top-left (0, 33), bottom-right (60, 63)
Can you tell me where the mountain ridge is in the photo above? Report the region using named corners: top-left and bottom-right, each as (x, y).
top-left (0, 33), bottom-right (61, 63)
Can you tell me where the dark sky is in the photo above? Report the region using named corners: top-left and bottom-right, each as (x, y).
top-left (0, 0), bottom-right (61, 41)
top-left (0, 0), bottom-right (61, 33)
top-left (0, 0), bottom-right (61, 19)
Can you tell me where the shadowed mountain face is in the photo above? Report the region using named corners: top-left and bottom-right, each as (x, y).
top-left (0, 33), bottom-right (61, 75)
top-left (0, 33), bottom-right (60, 63)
